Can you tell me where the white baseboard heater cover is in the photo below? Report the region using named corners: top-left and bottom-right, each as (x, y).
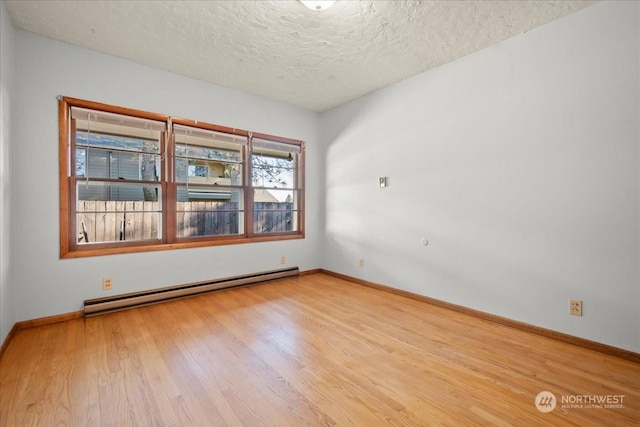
top-left (83, 267), bottom-right (299, 317)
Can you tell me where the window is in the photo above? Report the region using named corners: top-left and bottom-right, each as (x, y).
top-left (174, 124), bottom-right (245, 238)
top-left (72, 107), bottom-right (164, 245)
top-left (59, 97), bottom-right (305, 257)
top-left (251, 138), bottom-right (303, 234)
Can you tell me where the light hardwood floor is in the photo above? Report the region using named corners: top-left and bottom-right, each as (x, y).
top-left (1, 273), bottom-right (638, 426)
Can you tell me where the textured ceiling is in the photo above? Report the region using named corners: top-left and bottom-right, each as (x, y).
top-left (5, 0), bottom-right (594, 112)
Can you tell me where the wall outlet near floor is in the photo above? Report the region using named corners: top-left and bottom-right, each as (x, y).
top-left (358, 259), bottom-right (365, 269)
top-left (102, 278), bottom-right (113, 291)
top-left (280, 255), bottom-right (286, 265)
top-left (569, 299), bottom-right (582, 316)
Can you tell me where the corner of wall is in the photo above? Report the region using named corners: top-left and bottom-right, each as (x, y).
top-left (0, 0), bottom-right (16, 346)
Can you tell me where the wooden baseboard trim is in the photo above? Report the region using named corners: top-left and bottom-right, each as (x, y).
top-left (14, 311), bottom-right (84, 330)
top-left (300, 268), bottom-right (322, 276)
top-left (1, 311), bottom-right (84, 359)
top-left (0, 323), bottom-right (18, 361)
top-left (320, 269), bottom-right (640, 364)
top-left (0, 311), bottom-right (84, 358)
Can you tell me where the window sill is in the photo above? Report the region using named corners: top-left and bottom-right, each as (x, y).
top-left (61, 233), bottom-right (305, 259)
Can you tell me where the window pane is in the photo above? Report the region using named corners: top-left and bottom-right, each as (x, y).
top-left (252, 150), bottom-right (296, 189)
top-left (253, 189), bottom-right (298, 233)
top-left (74, 114), bottom-right (162, 181)
top-left (78, 181), bottom-right (161, 202)
top-left (177, 186), bottom-right (244, 237)
top-left (76, 131), bottom-right (160, 154)
top-left (77, 182), bottom-right (162, 244)
top-left (175, 158), bottom-right (242, 186)
top-left (174, 125), bottom-right (244, 187)
top-left (76, 147), bottom-right (160, 181)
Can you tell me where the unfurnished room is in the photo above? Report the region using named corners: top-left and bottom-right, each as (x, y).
top-left (0, 0), bottom-right (639, 425)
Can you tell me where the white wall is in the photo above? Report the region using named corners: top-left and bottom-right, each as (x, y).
top-left (0, 1), bottom-right (16, 345)
top-left (10, 30), bottom-right (322, 323)
top-left (322, 1), bottom-right (640, 352)
top-left (4, 1), bottom-right (639, 354)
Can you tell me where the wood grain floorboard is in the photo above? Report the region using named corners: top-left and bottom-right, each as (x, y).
top-left (1, 272), bottom-right (638, 426)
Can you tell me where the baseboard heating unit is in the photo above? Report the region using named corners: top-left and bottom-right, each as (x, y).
top-left (83, 267), bottom-right (299, 317)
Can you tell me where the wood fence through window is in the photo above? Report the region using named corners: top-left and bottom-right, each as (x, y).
top-left (77, 201), bottom-right (294, 243)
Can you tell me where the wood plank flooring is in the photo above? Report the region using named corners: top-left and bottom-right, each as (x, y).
top-left (1, 273), bottom-right (639, 426)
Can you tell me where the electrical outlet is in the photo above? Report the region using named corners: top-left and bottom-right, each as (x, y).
top-left (569, 299), bottom-right (582, 316)
top-left (102, 278), bottom-right (112, 291)
top-left (358, 259), bottom-right (365, 269)
top-left (280, 255), bottom-right (286, 265)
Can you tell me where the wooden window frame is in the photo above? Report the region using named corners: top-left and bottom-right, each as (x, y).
top-left (59, 97), bottom-right (305, 258)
